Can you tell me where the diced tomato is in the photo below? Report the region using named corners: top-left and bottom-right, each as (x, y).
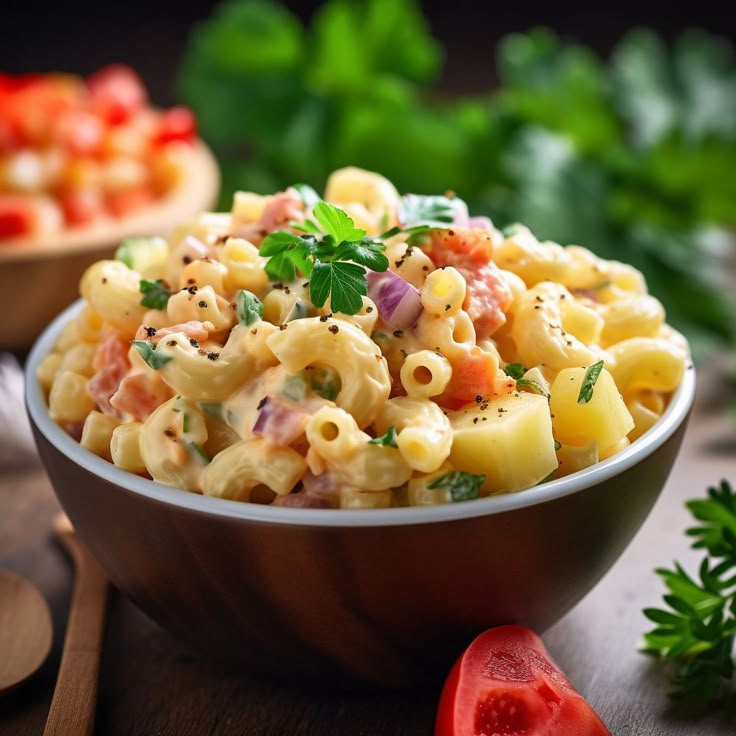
top-left (441, 348), bottom-right (499, 405)
top-left (428, 227), bottom-right (496, 264)
top-left (110, 373), bottom-right (171, 422)
top-left (0, 195), bottom-right (35, 238)
top-left (58, 189), bottom-right (105, 226)
top-left (154, 106), bottom-right (197, 146)
top-left (88, 332), bottom-right (131, 416)
top-left (87, 65), bottom-right (147, 126)
top-left (463, 262), bottom-right (513, 340)
top-left (425, 227), bottom-right (512, 340)
top-left (54, 109), bottom-right (105, 156)
top-left (105, 184), bottom-right (155, 217)
top-left (436, 626), bottom-right (610, 736)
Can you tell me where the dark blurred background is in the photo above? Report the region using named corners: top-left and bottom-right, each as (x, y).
top-left (3, 0), bottom-right (736, 103)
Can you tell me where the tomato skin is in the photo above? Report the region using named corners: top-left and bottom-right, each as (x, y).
top-left (0, 195), bottom-right (35, 238)
top-left (435, 626), bottom-right (611, 736)
top-left (58, 189), bottom-right (104, 226)
top-left (155, 106), bottom-right (197, 145)
top-left (442, 348), bottom-right (500, 404)
top-left (105, 185), bottom-right (155, 217)
top-left (87, 65), bottom-right (147, 126)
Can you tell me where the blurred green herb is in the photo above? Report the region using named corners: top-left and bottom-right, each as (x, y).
top-left (139, 279), bottom-right (173, 310)
top-left (179, 0), bottom-right (736, 356)
top-left (368, 426), bottom-right (399, 447)
top-left (642, 479), bottom-right (736, 704)
top-left (428, 471), bottom-right (486, 503)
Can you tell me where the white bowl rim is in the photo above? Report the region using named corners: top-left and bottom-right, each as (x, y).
top-left (26, 300), bottom-right (696, 529)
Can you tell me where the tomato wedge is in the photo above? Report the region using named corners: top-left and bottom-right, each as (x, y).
top-left (436, 626), bottom-right (610, 736)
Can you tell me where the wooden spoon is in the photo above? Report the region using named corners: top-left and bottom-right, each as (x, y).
top-left (43, 513), bottom-right (109, 736)
top-left (0, 569), bottom-right (53, 693)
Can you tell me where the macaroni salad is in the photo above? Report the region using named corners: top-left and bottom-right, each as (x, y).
top-left (39, 167), bottom-right (690, 509)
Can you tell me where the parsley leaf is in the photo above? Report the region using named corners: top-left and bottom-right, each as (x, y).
top-left (313, 201), bottom-right (366, 243)
top-left (259, 231), bottom-right (304, 257)
top-left (139, 279), bottom-right (173, 310)
top-left (368, 426), bottom-right (399, 447)
top-left (264, 251), bottom-right (297, 282)
top-left (642, 479), bottom-right (736, 703)
top-left (334, 239), bottom-right (389, 271)
top-left (236, 290), bottom-right (263, 327)
top-left (310, 261), bottom-right (366, 314)
top-left (428, 471), bottom-right (486, 503)
top-left (131, 340), bottom-right (172, 370)
top-left (577, 360), bottom-right (605, 404)
top-left (504, 363), bottom-right (527, 380)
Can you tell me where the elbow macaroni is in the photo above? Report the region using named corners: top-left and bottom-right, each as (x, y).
top-left (41, 168), bottom-right (690, 507)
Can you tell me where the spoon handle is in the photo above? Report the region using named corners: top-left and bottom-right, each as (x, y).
top-left (43, 514), bottom-right (109, 736)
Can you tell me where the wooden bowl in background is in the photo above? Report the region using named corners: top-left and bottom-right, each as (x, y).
top-left (0, 141), bottom-right (219, 352)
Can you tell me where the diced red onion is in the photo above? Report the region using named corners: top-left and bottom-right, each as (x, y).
top-left (367, 270), bottom-right (423, 330)
top-left (253, 396), bottom-right (308, 446)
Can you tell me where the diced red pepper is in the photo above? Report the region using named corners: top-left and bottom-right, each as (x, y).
top-left (155, 106), bottom-right (197, 145)
top-left (0, 195), bottom-right (35, 238)
top-left (87, 65), bottom-right (147, 126)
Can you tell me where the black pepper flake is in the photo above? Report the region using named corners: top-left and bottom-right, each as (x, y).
top-left (251, 328), bottom-right (258, 335)
top-left (273, 283), bottom-right (284, 290)
top-left (189, 338), bottom-right (199, 348)
top-left (395, 259), bottom-right (405, 268)
top-left (328, 325), bottom-right (339, 334)
top-left (448, 229), bottom-right (455, 236)
top-left (188, 286), bottom-right (198, 295)
top-left (182, 255), bottom-right (192, 265)
top-left (481, 417), bottom-right (487, 421)
top-left (473, 417), bottom-right (479, 424)
top-left (445, 304), bottom-right (451, 311)
top-left (365, 306), bottom-right (374, 313)
top-left (536, 296), bottom-right (544, 302)
top-left (102, 277), bottom-right (107, 284)
top-left (206, 352), bottom-right (220, 361)
top-left (167, 340), bottom-right (176, 347)
top-left (302, 282), bottom-right (310, 288)
top-left (145, 326), bottom-right (157, 337)
top-left (284, 287), bottom-right (291, 295)
top-left (164, 428), bottom-right (175, 437)
top-left (319, 315), bottom-right (330, 322)
top-left (497, 408), bottom-right (507, 414)
top-left (534, 305), bottom-right (541, 310)
top-left (279, 324), bottom-right (288, 331)
top-left (475, 395), bottom-right (483, 403)
top-left (393, 330), bottom-right (404, 338)
top-left (422, 265), bottom-right (429, 271)
top-left (186, 278), bottom-right (196, 285)
top-left (198, 300), bottom-right (207, 308)
top-left (256, 397), bottom-right (267, 410)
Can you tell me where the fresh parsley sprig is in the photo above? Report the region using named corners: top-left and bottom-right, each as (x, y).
top-left (131, 340), bottom-right (172, 370)
top-left (139, 279), bottom-right (173, 310)
top-left (368, 426), bottom-right (399, 447)
top-left (642, 479), bottom-right (736, 703)
top-left (428, 471), bottom-right (486, 503)
top-left (258, 201), bottom-right (389, 315)
top-left (577, 360), bottom-right (605, 404)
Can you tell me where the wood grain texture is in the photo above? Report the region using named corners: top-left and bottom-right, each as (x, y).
top-left (0, 571), bottom-right (52, 692)
top-left (42, 516), bottom-right (108, 736)
top-left (1, 362), bottom-right (735, 736)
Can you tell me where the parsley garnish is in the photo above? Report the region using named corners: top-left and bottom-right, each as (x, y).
top-left (504, 363), bottom-right (527, 380)
top-left (131, 340), bottom-right (172, 370)
top-left (517, 378), bottom-right (550, 398)
top-left (139, 279), bottom-right (173, 310)
top-left (642, 479), bottom-right (736, 703)
top-left (577, 360), bottom-right (605, 404)
top-left (258, 201), bottom-right (389, 315)
top-left (182, 412), bottom-right (190, 433)
top-left (236, 289), bottom-right (263, 327)
top-left (189, 442), bottom-right (210, 464)
top-left (428, 471), bottom-right (486, 503)
top-left (368, 426), bottom-right (399, 448)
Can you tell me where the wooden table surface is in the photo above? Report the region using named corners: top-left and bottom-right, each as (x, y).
top-left (1, 365), bottom-right (735, 736)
